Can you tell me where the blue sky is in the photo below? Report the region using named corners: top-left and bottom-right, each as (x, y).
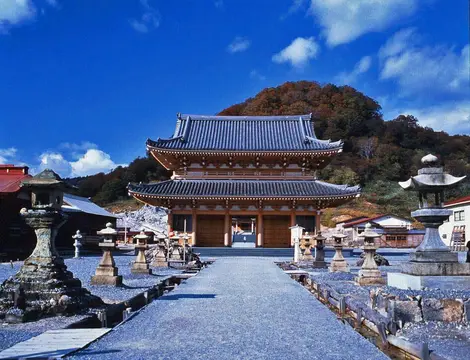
top-left (0, 0), bottom-right (468, 177)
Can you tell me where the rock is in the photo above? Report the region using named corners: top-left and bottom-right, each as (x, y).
top-left (422, 298), bottom-right (464, 322)
top-left (388, 298), bottom-right (423, 324)
top-left (59, 295), bottom-right (72, 306)
top-left (356, 253), bottom-right (390, 266)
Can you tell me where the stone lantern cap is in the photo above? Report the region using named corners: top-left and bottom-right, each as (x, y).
top-left (314, 232), bottom-right (326, 241)
top-left (289, 224), bottom-right (305, 239)
top-left (134, 229), bottom-right (149, 241)
top-left (97, 222), bottom-right (117, 236)
top-left (332, 233), bottom-right (347, 239)
top-left (399, 154), bottom-right (466, 191)
top-left (21, 169), bottom-right (70, 190)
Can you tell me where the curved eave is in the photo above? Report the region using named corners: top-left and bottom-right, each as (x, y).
top-left (399, 175), bottom-right (467, 190)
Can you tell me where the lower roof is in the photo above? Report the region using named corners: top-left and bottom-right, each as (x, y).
top-left (128, 179), bottom-right (361, 200)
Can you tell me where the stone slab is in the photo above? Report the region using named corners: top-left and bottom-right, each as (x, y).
top-left (402, 262), bottom-right (470, 276)
top-left (90, 275), bottom-right (123, 286)
top-left (388, 272), bottom-right (470, 290)
top-left (0, 328), bottom-right (110, 359)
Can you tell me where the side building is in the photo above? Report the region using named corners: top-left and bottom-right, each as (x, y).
top-left (128, 114), bottom-right (361, 248)
top-left (439, 195), bottom-right (470, 248)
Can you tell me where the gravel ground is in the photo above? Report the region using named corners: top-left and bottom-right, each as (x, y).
top-left (69, 257), bottom-right (388, 360)
top-left (398, 322), bottom-right (470, 360)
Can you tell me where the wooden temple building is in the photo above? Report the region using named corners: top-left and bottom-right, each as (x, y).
top-left (128, 114), bottom-right (361, 248)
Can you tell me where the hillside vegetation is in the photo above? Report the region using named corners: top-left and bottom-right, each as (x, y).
top-left (70, 81), bottom-right (470, 223)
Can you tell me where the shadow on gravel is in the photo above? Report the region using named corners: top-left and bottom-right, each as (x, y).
top-left (70, 349), bottom-right (122, 357)
top-left (159, 294), bottom-right (216, 300)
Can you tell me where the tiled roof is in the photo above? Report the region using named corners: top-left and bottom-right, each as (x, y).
top-left (0, 165), bottom-right (31, 194)
top-left (63, 193), bottom-right (118, 218)
top-left (445, 195), bottom-right (470, 207)
top-left (148, 114), bottom-right (342, 152)
top-left (128, 179), bottom-right (360, 199)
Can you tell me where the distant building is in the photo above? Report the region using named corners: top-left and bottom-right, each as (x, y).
top-left (337, 214), bottom-right (424, 248)
top-left (439, 195), bottom-right (470, 248)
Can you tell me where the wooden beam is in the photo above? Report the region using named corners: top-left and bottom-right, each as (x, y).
top-left (257, 212), bottom-right (264, 247)
top-left (224, 211), bottom-right (231, 247)
top-left (191, 209), bottom-right (197, 246)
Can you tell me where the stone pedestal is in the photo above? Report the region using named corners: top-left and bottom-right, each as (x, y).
top-left (356, 243), bottom-right (385, 285)
top-left (91, 242), bottom-right (122, 286)
top-left (151, 240), bottom-right (168, 267)
top-left (329, 243), bottom-right (350, 272)
top-left (388, 272), bottom-right (470, 290)
top-left (0, 211), bottom-right (102, 322)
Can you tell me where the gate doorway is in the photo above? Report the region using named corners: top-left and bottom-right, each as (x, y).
top-left (232, 216), bottom-right (256, 248)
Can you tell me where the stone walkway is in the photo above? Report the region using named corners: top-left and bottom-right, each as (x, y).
top-left (69, 258), bottom-right (388, 360)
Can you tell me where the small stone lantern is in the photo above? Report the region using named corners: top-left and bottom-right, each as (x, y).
top-left (72, 230), bottom-right (82, 259)
top-left (152, 234), bottom-right (168, 267)
top-left (289, 224), bottom-right (304, 263)
top-left (91, 223), bottom-right (122, 286)
top-left (170, 237), bottom-right (182, 260)
top-left (302, 232), bottom-right (314, 261)
top-left (356, 223), bottom-right (385, 285)
top-left (312, 232), bottom-right (327, 268)
top-left (329, 232), bottom-right (349, 272)
top-left (132, 230), bottom-right (152, 274)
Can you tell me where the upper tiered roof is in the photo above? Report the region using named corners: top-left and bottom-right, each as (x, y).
top-left (147, 114), bottom-right (342, 152)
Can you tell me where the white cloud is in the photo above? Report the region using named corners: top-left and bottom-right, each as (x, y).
top-left (387, 101), bottom-right (470, 134)
top-left (59, 141), bottom-right (98, 151)
top-left (309, 0), bottom-right (418, 47)
top-left (227, 37), bottom-right (251, 54)
top-left (38, 152), bottom-right (72, 177)
top-left (249, 70), bottom-right (266, 81)
top-left (335, 56), bottom-right (372, 84)
top-left (70, 149), bottom-right (124, 177)
top-left (281, 0), bottom-right (306, 19)
top-left (379, 29), bottom-right (470, 97)
top-left (272, 36), bottom-right (319, 68)
top-left (0, 0), bottom-right (36, 32)
top-left (129, 0), bottom-right (160, 33)
top-left (0, 147), bottom-right (17, 164)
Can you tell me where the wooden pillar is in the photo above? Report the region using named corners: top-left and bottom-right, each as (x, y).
top-left (224, 211), bottom-right (231, 247)
top-left (191, 210), bottom-right (197, 246)
top-left (167, 211), bottom-right (173, 235)
top-left (257, 212), bottom-right (264, 247)
top-left (290, 210), bottom-right (296, 246)
top-left (315, 210), bottom-right (322, 235)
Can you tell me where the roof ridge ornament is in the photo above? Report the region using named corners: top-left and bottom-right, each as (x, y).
top-left (180, 116), bottom-right (191, 143)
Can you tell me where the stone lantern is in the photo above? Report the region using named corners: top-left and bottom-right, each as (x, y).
top-left (152, 234), bottom-right (168, 267)
top-left (91, 223), bottom-right (122, 286)
top-left (329, 233), bottom-right (349, 272)
top-left (72, 230), bottom-right (82, 259)
top-left (289, 224), bottom-right (304, 263)
top-left (356, 223), bottom-right (385, 285)
top-left (132, 230), bottom-right (152, 274)
top-left (302, 232), bottom-right (314, 261)
top-left (388, 154), bottom-right (470, 288)
top-left (0, 169), bottom-right (101, 322)
top-left (312, 232), bottom-right (327, 268)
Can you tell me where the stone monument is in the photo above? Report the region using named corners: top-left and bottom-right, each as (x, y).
top-left (72, 230), bottom-right (82, 259)
top-left (302, 233), bottom-right (314, 261)
top-left (312, 232), bottom-right (327, 268)
top-left (388, 154), bottom-right (470, 289)
top-left (91, 223), bottom-right (122, 286)
top-left (132, 230), bottom-right (152, 274)
top-left (290, 225), bottom-right (304, 263)
top-left (0, 169), bottom-right (102, 322)
top-left (329, 233), bottom-right (349, 272)
top-left (356, 223), bottom-right (385, 285)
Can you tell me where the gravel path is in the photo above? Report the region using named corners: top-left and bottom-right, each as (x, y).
top-left (69, 257), bottom-right (388, 360)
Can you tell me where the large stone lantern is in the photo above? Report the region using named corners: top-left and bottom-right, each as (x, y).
top-left (329, 233), bottom-right (349, 272)
top-left (0, 169), bottom-right (102, 322)
top-left (356, 223), bottom-right (385, 285)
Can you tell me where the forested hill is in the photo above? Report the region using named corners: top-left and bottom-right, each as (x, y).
top-left (71, 81), bottom-right (470, 220)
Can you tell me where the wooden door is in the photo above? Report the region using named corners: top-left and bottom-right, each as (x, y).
top-left (196, 215), bottom-right (225, 247)
top-left (263, 215), bottom-right (291, 248)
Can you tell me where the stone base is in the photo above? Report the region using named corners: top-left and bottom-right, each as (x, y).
top-left (90, 275), bottom-right (123, 286)
top-left (402, 261), bottom-right (470, 276)
top-left (151, 259), bottom-right (168, 267)
top-left (355, 276), bottom-right (386, 285)
top-left (329, 261), bottom-right (350, 273)
top-left (131, 263), bottom-right (152, 275)
top-left (312, 261), bottom-right (328, 269)
top-left (410, 251), bottom-right (458, 263)
top-left (388, 272), bottom-right (470, 290)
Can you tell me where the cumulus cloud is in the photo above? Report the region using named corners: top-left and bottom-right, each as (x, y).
top-left (0, 147), bottom-right (17, 164)
top-left (272, 36), bottom-right (319, 68)
top-left (38, 152), bottom-right (72, 177)
top-left (379, 28), bottom-right (470, 97)
top-left (129, 0), bottom-right (160, 33)
top-left (227, 37), bottom-right (251, 53)
top-left (309, 0), bottom-right (418, 47)
top-left (335, 56), bottom-right (372, 84)
top-left (388, 101), bottom-right (470, 135)
top-left (59, 141), bottom-right (98, 151)
top-left (70, 149), bottom-right (124, 177)
top-left (0, 0), bottom-right (36, 33)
